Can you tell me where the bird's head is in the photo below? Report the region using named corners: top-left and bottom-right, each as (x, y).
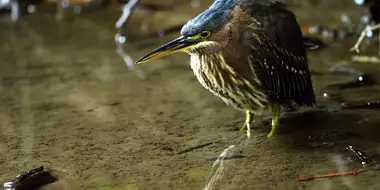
top-left (135, 0), bottom-right (236, 64)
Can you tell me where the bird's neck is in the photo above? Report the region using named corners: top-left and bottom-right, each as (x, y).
top-left (189, 52), bottom-right (224, 74)
top-left (188, 44), bottom-right (248, 79)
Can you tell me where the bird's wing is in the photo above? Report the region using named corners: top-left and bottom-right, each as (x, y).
top-left (248, 5), bottom-right (316, 106)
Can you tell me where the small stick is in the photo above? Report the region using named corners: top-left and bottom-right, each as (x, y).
top-left (115, 0), bottom-right (145, 78)
top-left (350, 24), bottom-right (380, 53)
top-left (115, 0), bottom-right (140, 29)
top-left (297, 168), bottom-right (369, 181)
top-left (10, 0), bottom-right (19, 23)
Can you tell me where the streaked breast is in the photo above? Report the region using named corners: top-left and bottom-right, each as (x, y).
top-left (189, 53), bottom-right (268, 114)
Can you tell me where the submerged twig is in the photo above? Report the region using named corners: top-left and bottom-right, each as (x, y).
top-left (115, 0), bottom-right (145, 78)
top-left (177, 142), bottom-right (215, 155)
top-left (350, 23), bottom-right (380, 53)
top-left (206, 154), bottom-right (246, 161)
top-left (296, 168), bottom-right (370, 181)
top-left (297, 145), bottom-right (379, 181)
top-left (342, 100), bottom-right (380, 110)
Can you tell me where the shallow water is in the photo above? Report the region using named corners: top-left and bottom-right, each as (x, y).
top-left (0, 1), bottom-right (380, 190)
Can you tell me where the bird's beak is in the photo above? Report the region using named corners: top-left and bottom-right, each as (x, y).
top-left (135, 36), bottom-right (200, 64)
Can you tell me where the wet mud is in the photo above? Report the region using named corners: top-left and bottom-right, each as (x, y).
top-left (0, 1), bottom-right (380, 190)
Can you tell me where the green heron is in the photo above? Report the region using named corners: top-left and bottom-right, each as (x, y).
top-left (135, 0), bottom-right (316, 138)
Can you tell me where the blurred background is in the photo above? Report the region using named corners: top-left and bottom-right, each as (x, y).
top-left (0, 0), bottom-right (380, 189)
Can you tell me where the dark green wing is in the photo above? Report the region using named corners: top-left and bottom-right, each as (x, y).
top-left (242, 2), bottom-right (316, 106)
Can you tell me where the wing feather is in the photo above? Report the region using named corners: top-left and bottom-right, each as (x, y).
top-left (244, 2), bottom-right (316, 106)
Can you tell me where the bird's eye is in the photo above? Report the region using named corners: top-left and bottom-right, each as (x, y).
top-left (200, 31), bottom-right (210, 38)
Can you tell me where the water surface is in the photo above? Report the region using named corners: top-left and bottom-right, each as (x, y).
top-left (0, 1), bottom-right (379, 189)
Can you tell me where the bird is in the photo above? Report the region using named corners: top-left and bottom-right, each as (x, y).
top-left (135, 0), bottom-right (316, 138)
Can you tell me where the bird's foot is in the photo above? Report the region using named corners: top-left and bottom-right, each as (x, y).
top-left (239, 123), bottom-right (247, 131)
top-left (239, 111), bottom-right (253, 139)
top-left (267, 122), bottom-right (278, 138)
top-left (266, 130), bottom-right (275, 138)
top-left (267, 104), bottom-right (281, 138)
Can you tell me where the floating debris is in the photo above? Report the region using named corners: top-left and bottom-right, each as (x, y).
top-left (342, 100), bottom-right (380, 109)
top-left (346, 145), bottom-right (373, 166)
top-left (2, 166), bottom-right (57, 190)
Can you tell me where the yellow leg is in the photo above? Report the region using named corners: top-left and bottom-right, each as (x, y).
top-left (267, 104), bottom-right (281, 137)
top-left (239, 110), bottom-right (253, 138)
